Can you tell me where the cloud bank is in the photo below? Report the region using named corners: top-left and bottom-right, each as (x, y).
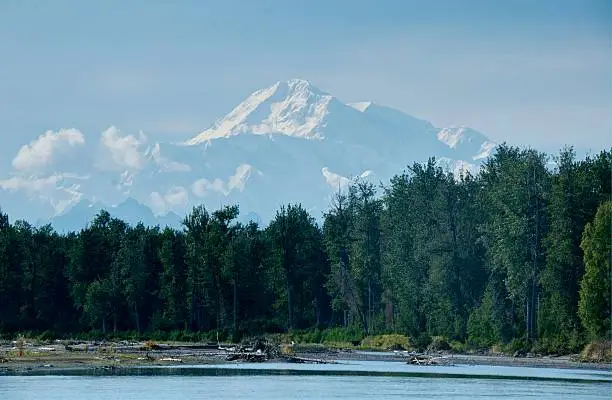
top-left (12, 128), bottom-right (85, 172)
top-left (99, 126), bottom-right (148, 171)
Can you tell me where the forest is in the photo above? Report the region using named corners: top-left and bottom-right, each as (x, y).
top-left (0, 144), bottom-right (610, 354)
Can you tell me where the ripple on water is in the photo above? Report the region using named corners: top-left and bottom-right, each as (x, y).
top-left (1, 361), bottom-right (610, 400)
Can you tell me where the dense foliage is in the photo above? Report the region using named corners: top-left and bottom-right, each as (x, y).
top-left (0, 145), bottom-right (609, 352)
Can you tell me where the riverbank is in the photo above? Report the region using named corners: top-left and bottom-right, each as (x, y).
top-left (1, 340), bottom-right (610, 375)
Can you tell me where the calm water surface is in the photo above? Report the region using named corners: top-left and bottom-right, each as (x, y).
top-left (1, 361), bottom-right (610, 399)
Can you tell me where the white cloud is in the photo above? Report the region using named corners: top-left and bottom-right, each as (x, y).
top-left (51, 186), bottom-right (83, 215)
top-left (147, 143), bottom-right (192, 172)
top-left (191, 164), bottom-right (255, 197)
top-left (115, 170), bottom-right (137, 194)
top-left (119, 170), bottom-right (134, 187)
top-left (191, 178), bottom-right (213, 197)
top-left (165, 186), bottom-right (189, 207)
top-left (321, 167), bottom-right (350, 190)
top-left (192, 179), bottom-right (212, 197)
top-left (228, 164), bottom-right (253, 191)
top-left (0, 174), bottom-right (84, 215)
top-left (321, 167), bottom-right (374, 190)
top-left (150, 186), bottom-right (189, 214)
top-left (100, 126), bottom-right (147, 170)
top-left (12, 129), bottom-right (85, 172)
top-left (0, 175), bottom-right (63, 194)
top-left (150, 192), bottom-right (166, 214)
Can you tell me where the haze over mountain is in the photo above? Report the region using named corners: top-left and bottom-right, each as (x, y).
top-left (0, 79), bottom-right (496, 231)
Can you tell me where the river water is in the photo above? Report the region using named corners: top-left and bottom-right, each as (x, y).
top-left (1, 361), bottom-right (610, 399)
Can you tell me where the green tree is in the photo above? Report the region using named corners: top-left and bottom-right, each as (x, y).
top-left (183, 205), bottom-right (211, 331)
top-left (266, 204), bottom-right (323, 329)
top-left (479, 145), bottom-right (550, 342)
top-left (0, 144), bottom-right (610, 351)
top-left (66, 210), bottom-right (127, 328)
top-left (207, 205), bottom-right (240, 331)
top-left (324, 190), bottom-right (363, 328)
top-left (83, 279), bottom-right (113, 332)
top-left (380, 171), bottom-right (423, 336)
top-left (578, 201), bottom-right (611, 339)
top-left (115, 224), bottom-right (149, 332)
top-left (348, 181), bottom-right (383, 334)
top-left (0, 211), bottom-right (22, 331)
top-left (156, 228), bottom-right (187, 330)
top-left (540, 148), bottom-right (586, 346)
top-left (30, 225), bottom-right (71, 332)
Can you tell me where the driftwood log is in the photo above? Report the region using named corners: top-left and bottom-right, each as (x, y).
top-left (223, 338), bottom-right (277, 362)
top-left (225, 350), bottom-right (267, 362)
top-left (282, 355), bottom-right (332, 364)
top-left (407, 354), bottom-right (447, 366)
top-left (221, 338), bottom-right (333, 364)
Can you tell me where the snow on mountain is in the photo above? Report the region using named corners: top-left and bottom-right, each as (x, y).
top-left (437, 126), bottom-right (496, 160)
top-left (474, 141), bottom-right (497, 160)
top-left (0, 78), bottom-right (497, 231)
top-left (436, 157), bottom-right (481, 178)
top-left (348, 102), bottom-right (373, 112)
top-left (186, 79), bottom-right (333, 144)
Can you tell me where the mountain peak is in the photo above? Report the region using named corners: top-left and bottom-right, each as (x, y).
top-left (280, 78), bottom-right (330, 97)
top-left (185, 79), bottom-right (333, 145)
top-left (285, 77), bottom-right (310, 85)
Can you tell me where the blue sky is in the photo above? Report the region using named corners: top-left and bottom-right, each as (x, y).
top-left (0, 0), bottom-right (610, 163)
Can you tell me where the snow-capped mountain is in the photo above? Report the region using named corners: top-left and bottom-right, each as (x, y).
top-left (0, 78), bottom-right (496, 230)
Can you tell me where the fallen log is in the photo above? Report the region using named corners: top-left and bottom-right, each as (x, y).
top-left (225, 351), bottom-right (267, 362)
top-left (407, 354), bottom-right (446, 366)
top-left (159, 357), bottom-right (183, 363)
top-left (282, 355), bottom-right (332, 364)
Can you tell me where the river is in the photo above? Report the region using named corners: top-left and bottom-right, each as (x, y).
top-left (1, 361), bottom-right (610, 399)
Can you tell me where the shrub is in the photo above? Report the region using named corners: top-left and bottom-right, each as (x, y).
top-left (532, 332), bottom-right (585, 356)
top-left (504, 338), bottom-right (531, 356)
top-left (291, 343), bottom-right (328, 353)
top-left (301, 329), bottom-right (323, 344)
top-left (580, 341), bottom-right (611, 363)
top-left (322, 341), bottom-right (354, 349)
top-left (361, 334), bottom-right (411, 351)
top-left (449, 340), bottom-right (467, 353)
top-left (321, 327), bottom-right (363, 344)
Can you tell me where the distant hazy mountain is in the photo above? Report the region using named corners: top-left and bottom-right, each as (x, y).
top-left (0, 78), bottom-right (496, 231)
top-left (46, 198), bottom-right (182, 233)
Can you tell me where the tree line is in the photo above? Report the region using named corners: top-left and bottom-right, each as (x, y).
top-left (0, 144), bottom-right (609, 352)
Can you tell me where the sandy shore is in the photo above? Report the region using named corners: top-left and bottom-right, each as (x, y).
top-left (1, 341), bottom-right (610, 375)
